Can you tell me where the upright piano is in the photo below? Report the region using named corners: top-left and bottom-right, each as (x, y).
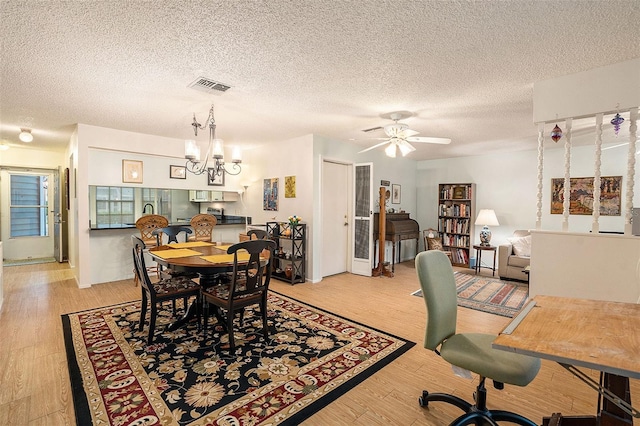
top-left (373, 212), bottom-right (420, 272)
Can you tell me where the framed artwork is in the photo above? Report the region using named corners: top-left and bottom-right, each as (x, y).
top-left (169, 165), bottom-right (186, 179)
top-left (122, 160), bottom-right (143, 184)
top-left (263, 178), bottom-right (279, 211)
top-left (392, 184), bottom-right (401, 204)
top-left (207, 168), bottom-right (225, 186)
top-left (551, 176), bottom-right (622, 215)
top-left (452, 186), bottom-right (466, 199)
top-left (285, 176), bottom-right (296, 198)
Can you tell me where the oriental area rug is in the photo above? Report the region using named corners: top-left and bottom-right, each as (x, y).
top-left (411, 272), bottom-right (529, 318)
top-left (62, 291), bottom-right (414, 426)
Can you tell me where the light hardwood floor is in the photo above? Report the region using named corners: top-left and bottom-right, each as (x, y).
top-left (0, 261), bottom-right (637, 425)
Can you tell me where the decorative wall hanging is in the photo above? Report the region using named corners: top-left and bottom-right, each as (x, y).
top-left (610, 113), bottom-right (624, 136)
top-left (169, 165), bottom-right (186, 179)
top-left (392, 184), bottom-right (401, 204)
top-left (122, 160), bottom-right (143, 184)
top-left (284, 176), bottom-right (296, 198)
top-left (207, 168), bottom-right (224, 186)
top-left (550, 176), bottom-right (622, 215)
top-left (263, 178), bottom-right (279, 211)
top-left (550, 124), bottom-right (563, 143)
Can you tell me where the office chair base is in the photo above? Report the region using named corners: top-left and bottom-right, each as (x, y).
top-left (418, 389), bottom-right (537, 426)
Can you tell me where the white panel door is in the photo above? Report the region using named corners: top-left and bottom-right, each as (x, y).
top-left (321, 160), bottom-right (350, 277)
top-left (351, 163), bottom-right (373, 276)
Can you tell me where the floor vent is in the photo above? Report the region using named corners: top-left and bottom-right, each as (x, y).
top-left (188, 77), bottom-right (231, 94)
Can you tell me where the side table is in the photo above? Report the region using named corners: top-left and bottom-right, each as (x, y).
top-left (473, 245), bottom-right (497, 276)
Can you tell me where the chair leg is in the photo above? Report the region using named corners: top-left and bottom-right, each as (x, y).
top-left (227, 311), bottom-right (235, 353)
top-left (148, 304), bottom-right (157, 344)
top-left (139, 294), bottom-right (148, 331)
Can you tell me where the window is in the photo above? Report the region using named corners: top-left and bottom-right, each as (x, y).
top-left (10, 174), bottom-right (49, 237)
top-left (95, 186), bottom-right (135, 228)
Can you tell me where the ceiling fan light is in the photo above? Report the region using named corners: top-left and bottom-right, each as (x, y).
top-left (19, 128), bottom-right (33, 143)
top-left (385, 142), bottom-right (397, 157)
top-left (398, 142), bottom-right (413, 156)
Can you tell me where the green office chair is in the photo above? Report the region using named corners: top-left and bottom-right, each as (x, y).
top-left (415, 250), bottom-right (541, 425)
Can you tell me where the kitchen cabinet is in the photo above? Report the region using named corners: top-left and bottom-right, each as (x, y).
top-left (189, 190), bottom-right (210, 202)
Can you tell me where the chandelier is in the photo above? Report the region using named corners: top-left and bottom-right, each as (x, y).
top-left (184, 104), bottom-right (242, 180)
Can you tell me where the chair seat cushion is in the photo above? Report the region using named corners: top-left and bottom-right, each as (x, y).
top-left (507, 255), bottom-right (530, 268)
top-left (154, 276), bottom-right (200, 295)
top-left (440, 333), bottom-right (540, 386)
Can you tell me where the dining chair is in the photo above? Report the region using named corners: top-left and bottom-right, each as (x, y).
top-left (152, 225), bottom-right (193, 245)
top-left (423, 228), bottom-right (453, 263)
top-left (134, 214), bottom-right (169, 286)
top-left (132, 235), bottom-right (201, 345)
top-left (201, 239), bottom-right (277, 353)
top-left (189, 214), bottom-right (217, 242)
top-left (415, 250), bottom-right (540, 425)
top-left (247, 229), bottom-right (268, 240)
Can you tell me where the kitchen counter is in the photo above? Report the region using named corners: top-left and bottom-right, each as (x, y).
top-left (90, 215), bottom-right (251, 230)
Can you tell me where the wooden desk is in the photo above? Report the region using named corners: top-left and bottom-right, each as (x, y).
top-left (493, 295), bottom-right (640, 425)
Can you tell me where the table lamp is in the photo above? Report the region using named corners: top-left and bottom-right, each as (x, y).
top-left (475, 209), bottom-right (499, 246)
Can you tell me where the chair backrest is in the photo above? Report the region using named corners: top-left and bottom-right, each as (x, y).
top-left (247, 229), bottom-right (268, 240)
top-left (135, 215), bottom-right (169, 247)
top-left (228, 239), bottom-right (276, 297)
top-left (415, 250), bottom-right (458, 351)
top-left (152, 225), bottom-right (193, 244)
top-left (131, 235), bottom-right (155, 296)
top-left (190, 214), bottom-right (217, 242)
top-left (423, 228), bottom-right (445, 251)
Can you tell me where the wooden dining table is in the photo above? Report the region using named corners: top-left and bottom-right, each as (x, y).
top-left (148, 241), bottom-right (265, 330)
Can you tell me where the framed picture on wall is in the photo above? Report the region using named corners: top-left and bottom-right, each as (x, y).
top-left (169, 165), bottom-right (186, 179)
top-left (392, 184), bottom-right (401, 204)
top-left (122, 160), bottom-right (143, 184)
top-left (263, 177), bottom-right (278, 211)
top-left (207, 168), bottom-right (225, 186)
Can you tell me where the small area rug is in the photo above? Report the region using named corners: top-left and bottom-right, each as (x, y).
top-left (411, 272), bottom-right (528, 318)
top-left (63, 291), bottom-right (414, 426)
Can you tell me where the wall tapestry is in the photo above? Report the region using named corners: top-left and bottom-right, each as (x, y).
top-left (551, 176), bottom-right (622, 215)
top-left (263, 177), bottom-right (279, 211)
top-left (284, 176), bottom-right (296, 198)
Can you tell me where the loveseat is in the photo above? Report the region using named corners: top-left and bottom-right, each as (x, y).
top-left (498, 230), bottom-right (531, 282)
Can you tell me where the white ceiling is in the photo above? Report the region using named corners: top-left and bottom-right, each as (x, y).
top-left (1, 1), bottom-right (639, 160)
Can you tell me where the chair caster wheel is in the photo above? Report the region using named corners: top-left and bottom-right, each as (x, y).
top-left (418, 391), bottom-right (429, 407)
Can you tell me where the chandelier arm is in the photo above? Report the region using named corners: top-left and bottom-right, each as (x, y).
top-left (222, 162), bottom-right (242, 176)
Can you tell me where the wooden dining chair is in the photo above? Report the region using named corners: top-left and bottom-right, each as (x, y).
top-left (132, 235), bottom-right (201, 345)
top-left (133, 215), bottom-right (169, 286)
top-left (201, 239), bottom-right (277, 353)
top-left (189, 214), bottom-right (217, 242)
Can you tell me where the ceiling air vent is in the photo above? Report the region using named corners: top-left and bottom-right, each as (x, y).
top-left (188, 77), bottom-right (231, 94)
top-left (362, 126), bottom-right (383, 133)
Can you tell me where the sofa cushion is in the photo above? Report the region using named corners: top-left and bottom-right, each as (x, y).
top-left (508, 235), bottom-right (531, 257)
top-left (508, 255), bottom-right (530, 268)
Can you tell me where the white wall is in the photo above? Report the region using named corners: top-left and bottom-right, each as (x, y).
top-left (416, 138), bottom-right (638, 270)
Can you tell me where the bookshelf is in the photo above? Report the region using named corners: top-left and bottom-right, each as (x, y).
top-left (438, 183), bottom-right (475, 267)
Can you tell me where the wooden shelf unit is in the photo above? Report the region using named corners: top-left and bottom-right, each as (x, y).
top-left (266, 222), bottom-right (306, 285)
top-left (438, 183), bottom-right (475, 267)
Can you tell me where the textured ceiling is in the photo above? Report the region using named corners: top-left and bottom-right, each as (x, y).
top-left (1, 1), bottom-right (639, 160)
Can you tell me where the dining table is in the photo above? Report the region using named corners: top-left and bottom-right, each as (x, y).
top-left (148, 240), bottom-right (265, 330)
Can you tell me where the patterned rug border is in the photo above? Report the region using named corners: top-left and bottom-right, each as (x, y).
top-left (411, 272), bottom-right (529, 318)
top-left (62, 291), bottom-right (415, 426)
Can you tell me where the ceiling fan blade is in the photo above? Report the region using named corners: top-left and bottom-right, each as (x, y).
top-left (404, 128), bottom-right (419, 137)
top-left (406, 136), bottom-right (452, 144)
top-left (358, 140), bottom-right (391, 153)
top-left (397, 140), bottom-right (416, 156)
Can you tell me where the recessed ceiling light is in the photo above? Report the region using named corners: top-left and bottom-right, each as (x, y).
top-left (0, 144), bottom-right (9, 151)
top-left (19, 128), bottom-right (33, 143)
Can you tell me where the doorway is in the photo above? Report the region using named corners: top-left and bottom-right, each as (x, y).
top-left (0, 168), bottom-right (59, 261)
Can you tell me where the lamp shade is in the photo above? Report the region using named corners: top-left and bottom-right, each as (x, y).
top-left (474, 209), bottom-right (499, 226)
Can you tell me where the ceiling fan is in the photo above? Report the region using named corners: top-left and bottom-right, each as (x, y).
top-left (358, 111), bottom-right (451, 157)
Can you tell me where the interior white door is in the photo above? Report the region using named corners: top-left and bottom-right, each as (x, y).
top-left (321, 160), bottom-right (350, 277)
top-left (0, 169), bottom-right (56, 260)
top-left (351, 162), bottom-right (373, 276)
